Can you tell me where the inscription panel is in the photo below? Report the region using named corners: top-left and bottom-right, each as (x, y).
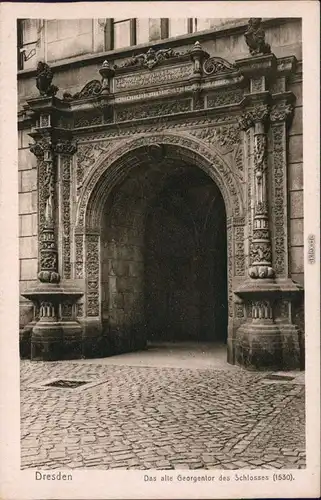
top-left (114, 64), bottom-right (193, 91)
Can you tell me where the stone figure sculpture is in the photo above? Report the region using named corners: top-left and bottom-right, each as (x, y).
top-left (244, 18), bottom-right (271, 56)
top-left (36, 61), bottom-right (59, 96)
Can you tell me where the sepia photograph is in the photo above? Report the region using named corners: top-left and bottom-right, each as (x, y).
top-left (17, 15), bottom-right (306, 472)
top-left (0, 3), bottom-right (319, 499)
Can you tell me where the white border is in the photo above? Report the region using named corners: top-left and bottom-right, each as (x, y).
top-left (0, 2), bottom-right (320, 499)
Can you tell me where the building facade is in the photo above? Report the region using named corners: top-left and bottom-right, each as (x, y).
top-left (18, 17), bottom-right (304, 369)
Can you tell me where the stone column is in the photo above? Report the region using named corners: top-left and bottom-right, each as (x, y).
top-left (240, 104), bottom-right (274, 279)
top-left (23, 134), bottom-right (83, 360)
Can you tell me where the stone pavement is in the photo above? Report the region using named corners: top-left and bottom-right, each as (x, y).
top-left (20, 344), bottom-right (305, 470)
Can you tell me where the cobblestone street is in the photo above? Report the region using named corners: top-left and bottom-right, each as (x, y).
top-left (21, 344), bottom-right (306, 471)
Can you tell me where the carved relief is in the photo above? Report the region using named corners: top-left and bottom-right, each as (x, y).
top-left (234, 226), bottom-right (245, 276)
top-left (76, 141), bottom-right (115, 196)
top-left (251, 76), bottom-right (265, 93)
top-left (207, 89), bottom-right (244, 108)
top-left (189, 124), bottom-right (240, 155)
top-left (251, 300), bottom-right (273, 320)
top-left (227, 224), bottom-right (233, 318)
top-left (76, 115), bottom-right (236, 143)
top-left (76, 302), bottom-right (84, 318)
top-left (61, 302), bottom-right (73, 319)
top-left (76, 134), bottom-right (243, 228)
top-left (116, 47), bottom-right (181, 70)
top-left (271, 123), bottom-right (287, 275)
top-left (75, 234), bottom-right (84, 279)
top-left (270, 102), bottom-right (294, 123)
top-left (86, 235), bottom-right (100, 317)
top-left (115, 99), bottom-right (191, 122)
top-left (74, 112), bottom-right (103, 128)
top-left (235, 303), bottom-right (245, 318)
top-left (62, 156), bottom-right (71, 279)
top-left (30, 141), bottom-right (60, 284)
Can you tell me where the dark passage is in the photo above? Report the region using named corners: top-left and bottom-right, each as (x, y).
top-left (145, 168), bottom-right (227, 343)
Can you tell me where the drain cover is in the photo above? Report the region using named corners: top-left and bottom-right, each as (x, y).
top-left (44, 379), bottom-right (88, 389)
top-left (264, 374), bottom-right (295, 381)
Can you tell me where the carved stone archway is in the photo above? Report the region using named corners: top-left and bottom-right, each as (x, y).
top-left (74, 132), bottom-right (246, 361)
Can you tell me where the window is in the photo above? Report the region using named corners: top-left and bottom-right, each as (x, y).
top-left (104, 18), bottom-right (136, 50)
top-left (17, 19), bottom-right (42, 70)
top-left (104, 18), bottom-right (169, 50)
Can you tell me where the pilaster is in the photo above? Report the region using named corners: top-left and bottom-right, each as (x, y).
top-left (234, 50), bottom-right (303, 370)
top-left (21, 82), bottom-right (83, 360)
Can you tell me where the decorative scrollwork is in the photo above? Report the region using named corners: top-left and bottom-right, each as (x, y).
top-left (64, 80), bottom-right (102, 101)
top-left (203, 57), bottom-right (235, 76)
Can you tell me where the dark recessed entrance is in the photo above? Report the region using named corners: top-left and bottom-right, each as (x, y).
top-left (145, 169), bottom-right (227, 343)
top-left (101, 160), bottom-right (228, 352)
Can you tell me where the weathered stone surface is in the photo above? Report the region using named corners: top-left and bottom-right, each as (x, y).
top-left (288, 162), bottom-right (303, 191)
top-left (290, 219), bottom-right (304, 247)
top-left (289, 191), bottom-right (304, 219)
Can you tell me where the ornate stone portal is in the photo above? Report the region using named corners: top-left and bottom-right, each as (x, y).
top-left (20, 27), bottom-right (304, 368)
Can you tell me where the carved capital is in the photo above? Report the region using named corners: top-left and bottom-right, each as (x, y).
top-left (29, 139), bottom-right (52, 158)
top-left (53, 140), bottom-right (77, 156)
top-left (270, 102), bottom-right (294, 123)
top-left (239, 104), bottom-right (269, 130)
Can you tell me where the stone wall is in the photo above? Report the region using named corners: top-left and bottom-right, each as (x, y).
top-left (17, 19), bottom-right (302, 107)
top-left (288, 78), bottom-right (303, 285)
top-left (18, 129), bottom-right (38, 327)
top-left (101, 176), bottom-right (146, 352)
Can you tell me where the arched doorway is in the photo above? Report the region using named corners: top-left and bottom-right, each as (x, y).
top-left (99, 157), bottom-right (227, 351)
top-left (145, 167), bottom-right (227, 343)
top-left (78, 134), bottom-right (244, 360)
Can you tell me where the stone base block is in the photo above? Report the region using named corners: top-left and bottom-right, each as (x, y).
top-left (235, 321), bottom-right (283, 370)
top-left (30, 319), bottom-right (83, 361)
top-left (279, 323), bottom-right (303, 370)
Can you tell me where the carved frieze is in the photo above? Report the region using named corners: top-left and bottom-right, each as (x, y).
top-left (207, 89), bottom-right (244, 108)
top-left (74, 112), bottom-right (103, 128)
top-left (76, 115), bottom-right (236, 143)
top-left (115, 99), bottom-right (191, 122)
